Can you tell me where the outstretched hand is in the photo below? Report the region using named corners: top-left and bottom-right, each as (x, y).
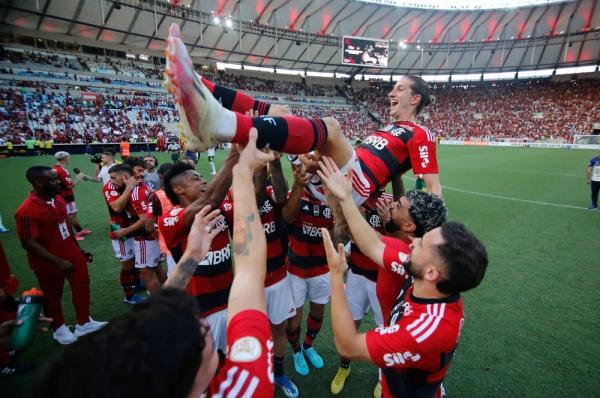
top-left (236, 128), bottom-right (276, 172)
top-left (184, 205), bottom-right (225, 260)
top-left (322, 228), bottom-right (348, 277)
top-left (317, 156), bottom-right (353, 201)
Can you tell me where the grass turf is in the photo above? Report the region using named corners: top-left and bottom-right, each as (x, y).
top-left (0, 146), bottom-right (598, 397)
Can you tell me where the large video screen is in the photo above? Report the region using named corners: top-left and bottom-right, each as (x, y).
top-left (342, 36), bottom-right (389, 67)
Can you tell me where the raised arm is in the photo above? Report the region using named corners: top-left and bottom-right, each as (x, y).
top-left (109, 176), bottom-right (137, 213)
top-left (317, 156), bottom-right (386, 267)
top-left (269, 156), bottom-right (288, 205)
top-left (322, 228), bottom-right (370, 361)
top-left (391, 173), bottom-right (405, 200)
top-left (183, 147), bottom-right (240, 226)
top-left (228, 128), bottom-right (276, 320)
top-left (423, 173), bottom-right (442, 197)
top-left (281, 165), bottom-right (310, 224)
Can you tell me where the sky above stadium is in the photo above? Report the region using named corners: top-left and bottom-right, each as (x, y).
top-left (356, 0), bottom-right (572, 11)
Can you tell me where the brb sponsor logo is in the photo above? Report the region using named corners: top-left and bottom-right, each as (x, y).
top-left (302, 223), bottom-right (322, 237)
top-left (419, 145), bottom-right (429, 168)
top-left (199, 243), bottom-right (231, 265)
top-left (364, 135), bottom-right (389, 150)
top-left (383, 351), bottom-right (421, 367)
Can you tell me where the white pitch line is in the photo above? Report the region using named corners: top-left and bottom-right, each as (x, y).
top-left (442, 185), bottom-right (590, 210)
top-left (403, 176), bottom-right (590, 210)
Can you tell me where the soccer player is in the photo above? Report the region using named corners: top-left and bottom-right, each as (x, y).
top-left (587, 154), bottom-right (600, 209)
top-left (220, 159), bottom-right (299, 397)
top-left (34, 129), bottom-right (277, 396)
top-left (164, 23), bottom-right (441, 204)
top-left (158, 149), bottom-right (239, 352)
top-left (207, 145), bottom-right (217, 175)
top-left (15, 166), bottom-right (106, 345)
top-left (53, 151), bottom-right (91, 241)
top-left (111, 158), bottom-right (164, 293)
top-left (103, 164), bottom-right (144, 304)
top-left (281, 160), bottom-right (332, 378)
top-left (318, 157), bottom-right (488, 398)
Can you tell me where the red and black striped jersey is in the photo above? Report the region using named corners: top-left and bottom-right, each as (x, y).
top-left (287, 190), bottom-right (334, 279)
top-left (159, 206), bottom-right (233, 317)
top-left (221, 186), bottom-right (288, 287)
top-left (356, 121), bottom-right (438, 193)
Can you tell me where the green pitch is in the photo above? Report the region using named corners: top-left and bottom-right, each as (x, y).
top-left (0, 146), bottom-right (598, 397)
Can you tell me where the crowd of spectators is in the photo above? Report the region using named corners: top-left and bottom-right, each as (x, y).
top-left (292, 105), bottom-right (378, 140)
top-left (354, 79), bottom-right (600, 142)
top-left (2, 45), bottom-right (599, 144)
top-left (0, 87), bottom-right (178, 144)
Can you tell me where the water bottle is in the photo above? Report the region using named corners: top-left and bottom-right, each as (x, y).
top-left (110, 223), bottom-right (126, 241)
top-left (8, 288), bottom-right (44, 351)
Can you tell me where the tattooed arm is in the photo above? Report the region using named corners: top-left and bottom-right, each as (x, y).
top-left (165, 206), bottom-right (225, 289)
top-left (228, 128), bottom-right (275, 321)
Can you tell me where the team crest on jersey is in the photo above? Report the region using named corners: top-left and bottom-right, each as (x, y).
top-left (170, 207), bottom-right (184, 216)
top-left (222, 202), bottom-right (233, 212)
top-left (229, 336), bottom-right (262, 362)
top-left (369, 214), bottom-right (381, 227)
top-left (323, 207), bottom-right (332, 219)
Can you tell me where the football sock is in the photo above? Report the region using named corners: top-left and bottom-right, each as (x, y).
top-left (234, 114), bottom-right (328, 154)
top-left (340, 358), bottom-right (351, 369)
top-left (303, 313), bottom-right (323, 348)
top-left (200, 76), bottom-right (271, 115)
top-left (275, 356), bottom-right (285, 377)
top-left (120, 268), bottom-right (138, 298)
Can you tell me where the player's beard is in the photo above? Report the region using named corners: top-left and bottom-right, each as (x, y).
top-left (404, 260), bottom-right (422, 279)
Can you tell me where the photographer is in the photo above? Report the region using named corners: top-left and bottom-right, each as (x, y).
top-left (83, 151), bottom-right (118, 185)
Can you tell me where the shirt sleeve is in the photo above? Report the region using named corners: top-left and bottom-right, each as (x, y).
top-left (103, 184), bottom-right (120, 205)
top-left (208, 310), bottom-right (274, 397)
top-left (15, 210), bottom-right (40, 241)
top-left (381, 236), bottom-right (411, 276)
top-left (54, 166), bottom-right (73, 188)
top-left (366, 324), bottom-right (428, 370)
top-left (131, 186), bottom-right (150, 216)
top-left (158, 208), bottom-right (188, 249)
top-left (409, 130), bottom-right (439, 175)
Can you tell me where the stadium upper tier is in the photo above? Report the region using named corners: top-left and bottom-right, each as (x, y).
top-left (0, 45), bottom-right (598, 145)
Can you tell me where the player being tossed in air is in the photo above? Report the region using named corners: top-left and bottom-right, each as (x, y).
top-left (163, 23), bottom-right (441, 208)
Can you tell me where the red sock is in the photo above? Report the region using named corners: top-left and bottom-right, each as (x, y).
top-left (201, 77), bottom-right (271, 115)
top-left (303, 313), bottom-right (323, 348)
top-left (234, 114), bottom-right (328, 154)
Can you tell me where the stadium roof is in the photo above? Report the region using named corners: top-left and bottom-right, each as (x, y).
top-left (1, 0), bottom-right (598, 75)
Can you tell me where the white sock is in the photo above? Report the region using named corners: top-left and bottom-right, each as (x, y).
top-left (0, 214), bottom-right (4, 228)
top-left (210, 162), bottom-right (216, 174)
top-left (214, 107), bottom-right (237, 142)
